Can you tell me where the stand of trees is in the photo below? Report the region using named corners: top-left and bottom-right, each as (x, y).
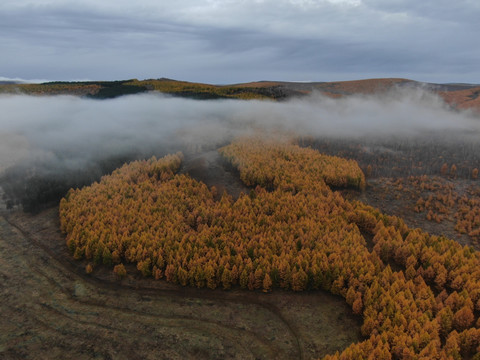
top-left (367, 175), bottom-right (480, 245)
top-left (60, 138), bottom-right (480, 359)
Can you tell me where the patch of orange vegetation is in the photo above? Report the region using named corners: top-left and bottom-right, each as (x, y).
top-left (229, 81), bottom-right (283, 88)
top-left (317, 78), bottom-right (410, 95)
top-left (318, 92), bottom-right (343, 99)
top-left (438, 87), bottom-right (480, 111)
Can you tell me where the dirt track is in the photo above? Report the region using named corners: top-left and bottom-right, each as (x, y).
top-left (0, 208), bottom-right (362, 359)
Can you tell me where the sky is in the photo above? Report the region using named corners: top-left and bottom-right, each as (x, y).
top-left (1, 0), bottom-right (479, 84)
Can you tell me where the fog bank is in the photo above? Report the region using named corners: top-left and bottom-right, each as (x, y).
top-left (0, 89), bottom-right (478, 210)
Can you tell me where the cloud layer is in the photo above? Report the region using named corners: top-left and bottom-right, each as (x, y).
top-left (0, 89), bottom-right (478, 170)
top-left (0, 90), bottom-right (478, 210)
top-left (1, 1), bottom-right (479, 82)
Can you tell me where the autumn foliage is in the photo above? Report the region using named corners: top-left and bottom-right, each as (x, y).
top-left (377, 175), bottom-right (480, 245)
top-left (60, 138), bottom-right (480, 359)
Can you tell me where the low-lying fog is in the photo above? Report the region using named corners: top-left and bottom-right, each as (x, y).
top-left (0, 88), bottom-right (479, 211)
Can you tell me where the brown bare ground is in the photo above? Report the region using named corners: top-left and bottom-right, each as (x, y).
top-left (0, 207), bottom-right (362, 360)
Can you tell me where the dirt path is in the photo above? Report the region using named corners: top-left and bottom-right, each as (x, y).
top-left (0, 208), bottom-right (362, 359)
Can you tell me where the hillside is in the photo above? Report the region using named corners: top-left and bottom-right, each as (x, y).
top-left (56, 136), bottom-right (480, 359)
top-left (1, 77), bottom-right (480, 111)
top-left (3, 129), bottom-right (480, 358)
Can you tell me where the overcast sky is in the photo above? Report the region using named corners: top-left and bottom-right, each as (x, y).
top-left (1, 0), bottom-right (479, 84)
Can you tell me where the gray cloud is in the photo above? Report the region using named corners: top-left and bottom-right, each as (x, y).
top-left (363, 0), bottom-right (480, 24)
top-left (0, 1), bottom-right (479, 83)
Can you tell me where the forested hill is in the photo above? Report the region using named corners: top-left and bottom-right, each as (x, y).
top-left (1, 77), bottom-right (479, 110)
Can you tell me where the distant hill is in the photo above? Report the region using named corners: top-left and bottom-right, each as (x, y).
top-left (1, 77), bottom-right (479, 111)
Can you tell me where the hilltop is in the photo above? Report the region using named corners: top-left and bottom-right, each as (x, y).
top-left (1, 77), bottom-right (479, 111)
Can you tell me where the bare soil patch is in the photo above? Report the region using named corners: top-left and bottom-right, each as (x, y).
top-left (0, 207), bottom-right (362, 359)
